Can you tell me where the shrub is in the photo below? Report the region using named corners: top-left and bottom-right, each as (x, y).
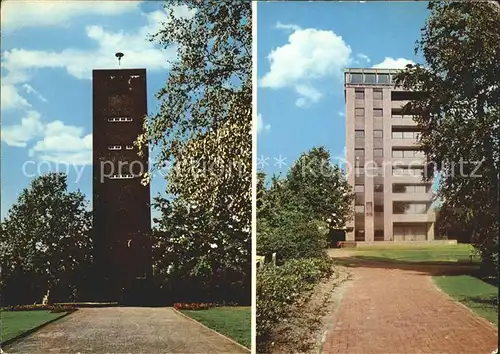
top-left (257, 217), bottom-right (327, 264)
top-left (256, 257), bottom-right (334, 349)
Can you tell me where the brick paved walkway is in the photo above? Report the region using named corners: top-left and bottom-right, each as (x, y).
top-left (323, 260), bottom-right (498, 354)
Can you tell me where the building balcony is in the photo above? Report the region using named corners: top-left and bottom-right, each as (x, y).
top-left (391, 157), bottom-right (426, 166)
top-left (391, 100), bottom-right (410, 110)
top-left (391, 175), bottom-right (430, 184)
top-left (392, 213), bottom-right (436, 223)
top-left (391, 117), bottom-right (418, 127)
top-left (392, 192), bottom-right (433, 202)
top-left (391, 138), bottom-right (418, 148)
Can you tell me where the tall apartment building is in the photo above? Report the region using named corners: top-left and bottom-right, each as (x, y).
top-left (344, 68), bottom-right (435, 243)
top-left (92, 68), bottom-right (151, 298)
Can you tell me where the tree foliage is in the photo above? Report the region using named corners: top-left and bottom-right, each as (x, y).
top-left (257, 147), bottom-right (353, 259)
top-left (394, 1), bottom-right (499, 276)
top-left (0, 173), bottom-right (92, 305)
top-left (137, 0), bottom-right (251, 167)
top-left (138, 1), bottom-right (251, 302)
top-left (259, 147), bottom-right (354, 230)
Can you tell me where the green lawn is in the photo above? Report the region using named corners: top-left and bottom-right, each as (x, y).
top-left (353, 244), bottom-right (479, 264)
top-left (181, 306), bottom-right (250, 348)
top-left (433, 275), bottom-right (498, 326)
top-left (1, 310), bottom-right (68, 343)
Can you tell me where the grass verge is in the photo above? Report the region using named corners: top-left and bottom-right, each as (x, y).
top-left (180, 306), bottom-right (250, 348)
top-left (1, 310), bottom-right (68, 343)
top-left (433, 274), bottom-right (498, 326)
top-left (353, 244), bottom-right (479, 263)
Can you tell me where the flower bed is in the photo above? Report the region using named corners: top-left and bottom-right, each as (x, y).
top-left (173, 303), bottom-right (217, 311)
top-left (3, 304), bottom-right (77, 313)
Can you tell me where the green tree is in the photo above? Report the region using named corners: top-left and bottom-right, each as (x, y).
top-left (137, 0), bottom-right (251, 166)
top-left (0, 173), bottom-right (92, 305)
top-left (269, 147), bottom-right (354, 230)
top-left (138, 1), bottom-right (251, 301)
top-left (394, 1), bottom-right (499, 276)
top-left (257, 147), bottom-right (353, 260)
top-left (435, 205), bottom-right (473, 243)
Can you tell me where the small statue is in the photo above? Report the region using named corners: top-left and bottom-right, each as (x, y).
top-left (42, 289), bottom-right (50, 305)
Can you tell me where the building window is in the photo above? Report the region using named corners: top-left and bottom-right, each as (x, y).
top-left (393, 202), bottom-right (428, 214)
top-left (364, 73), bottom-right (376, 84)
top-left (125, 145), bottom-right (134, 150)
top-left (393, 130), bottom-right (420, 139)
top-left (377, 74), bottom-right (390, 84)
top-left (414, 203), bottom-right (427, 214)
top-left (355, 130), bottom-right (365, 138)
top-left (355, 167), bottom-right (365, 176)
top-left (108, 117), bottom-right (133, 123)
top-left (415, 185), bottom-right (427, 193)
top-left (355, 205), bottom-right (365, 214)
top-left (355, 108), bottom-right (365, 116)
top-left (373, 130), bottom-right (383, 138)
top-left (393, 167), bottom-right (424, 176)
top-left (374, 184), bottom-right (384, 192)
top-left (355, 149), bottom-right (365, 157)
top-left (403, 131), bottom-right (415, 139)
top-left (109, 174), bottom-right (134, 180)
top-left (355, 185), bottom-right (365, 193)
top-left (374, 149), bottom-right (383, 157)
top-left (403, 150), bottom-right (418, 158)
top-left (392, 150), bottom-right (403, 158)
top-left (374, 204), bottom-right (384, 212)
top-left (350, 73), bottom-right (363, 84)
top-left (366, 202), bottom-right (373, 216)
top-left (373, 108), bottom-right (383, 117)
top-left (355, 229), bottom-right (365, 241)
top-left (373, 89), bottom-right (383, 100)
top-left (108, 145), bottom-right (122, 150)
top-left (355, 89), bottom-right (365, 99)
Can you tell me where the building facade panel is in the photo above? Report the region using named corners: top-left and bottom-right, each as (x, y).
top-left (344, 68), bottom-right (436, 242)
top-left (92, 69), bottom-right (152, 296)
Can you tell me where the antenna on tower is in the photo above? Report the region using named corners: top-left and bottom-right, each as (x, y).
top-left (115, 52), bottom-right (124, 68)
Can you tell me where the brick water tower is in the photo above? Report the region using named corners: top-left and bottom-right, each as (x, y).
top-left (92, 55), bottom-right (151, 301)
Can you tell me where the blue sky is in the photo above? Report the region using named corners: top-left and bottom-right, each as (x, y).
top-left (1, 1), bottom-right (196, 220)
top-left (1, 1), bottom-right (433, 220)
top-left (257, 1), bottom-right (429, 178)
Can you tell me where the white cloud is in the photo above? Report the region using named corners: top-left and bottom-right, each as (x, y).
top-left (2, 111), bottom-right (92, 165)
top-left (356, 53), bottom-right (371, 63)
top-left (295, 98), bottom-right (307, 108)
top-left (29, 121), bottom-right (92, 165)
top-left (1, 5), bottom-right (195, 83)
top-left (22, 84), bottom-right (47, 102)
top-left (1, 0), bottom-right (141, 31)
top-left (338, 111), bottom-right (345, 117)
top-left (276, 21), bottom-right (300, 32)
top-left (1, 110), bottom-right (43, 147)
top-left (1, 83), bottom-right (31, 110)
top-left (260, 23), bottom-right (352, 106)
top-left (257, 114), bottom-right (271, 134)
top-left (1, 3), bottom-right (195, 164)
top-left (295, 84), bottom-right (322, 104)
top-left (373, 57), bottom-right (415, 69)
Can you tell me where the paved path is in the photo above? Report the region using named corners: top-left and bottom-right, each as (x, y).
top-left (323, 255), bottom-right (498, 354)
top-left (4, 307), bottom-right (247, 354)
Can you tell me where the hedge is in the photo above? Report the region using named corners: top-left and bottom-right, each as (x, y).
top-left (256, 257), bottom-right (333, 348)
